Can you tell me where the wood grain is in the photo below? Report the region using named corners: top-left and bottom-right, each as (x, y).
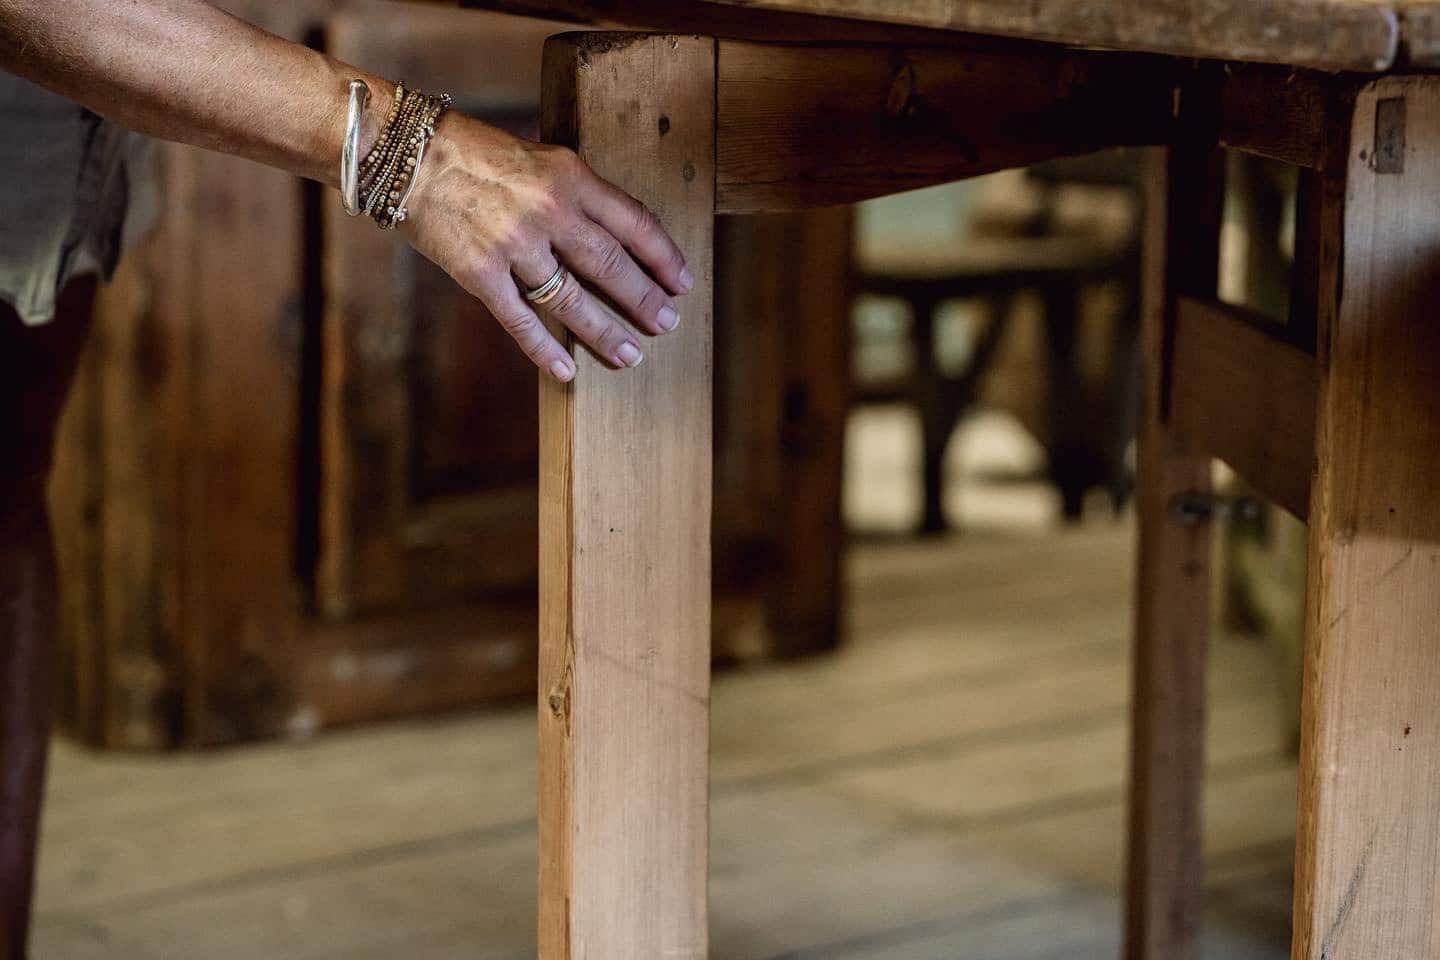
top-left (463, 0), bottom-right (1402, 72)
top-left (1293, 75), bottom-right (1440, 960)
top-left (714, 40), bottom-right (1175, 212)
top-left (1124, 142), bottom-right (1224, 960)
top-left (538, 32), bottom-right (716, 959)
top-left (1217, 66), bottom-right (1352, 173)
top-left (1168, 297), bottom-right (1317, 520)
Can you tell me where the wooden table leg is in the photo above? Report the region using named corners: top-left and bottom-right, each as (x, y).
top-left (771, 207), bottom-right (852, 654)
top-left (714, 208), bottom-right (850, 658)
top-left (1293, 76), bottom-right (1440, 960)
top-left (912, 291), bottom-right (950, 535)
top-left (1043, 282), bottom-right (1087, 522)
top-left (538, 32), bottom-right (715, 959)
top-left (1124, 142), bottom-right (1224, 960)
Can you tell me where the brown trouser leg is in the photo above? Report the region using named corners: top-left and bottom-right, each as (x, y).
top-left (0, 279), bottom-right (95, 960)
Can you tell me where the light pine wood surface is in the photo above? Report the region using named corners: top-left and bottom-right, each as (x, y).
top-left (1292, 76), bottom-right (1440, 960)
top-left (31, 491), bottom-right (1296, 958)
top-left (538, 32), bottom-right (717, 959)
top-left (1168, 297), bottom-right (1317, 521)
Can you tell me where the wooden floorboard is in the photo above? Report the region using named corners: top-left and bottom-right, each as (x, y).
top-left (32, 515), bottom-right (1296, 959)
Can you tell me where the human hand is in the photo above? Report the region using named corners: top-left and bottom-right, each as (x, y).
top-left (400, 113), bottom-right (692, 383)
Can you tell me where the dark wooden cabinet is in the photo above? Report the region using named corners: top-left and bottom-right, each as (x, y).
top-left (318, 6), bottom-right (558, 621)
top-left (50, 0), bottom-right (852, 748)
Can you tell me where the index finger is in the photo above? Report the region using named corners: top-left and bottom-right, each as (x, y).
top-left (579, 173), bottom-right (693, 296)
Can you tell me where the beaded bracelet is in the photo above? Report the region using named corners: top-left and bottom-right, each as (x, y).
top-left (353, 81), bottom-right (452, 231)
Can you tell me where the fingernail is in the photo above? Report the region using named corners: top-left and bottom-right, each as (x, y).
top-left (657, 305), bottom-right (680, 332)
top-left (678, 266), bottom-right (694, 293)
top-left (617, 342), bottom-right (644, 367)
top-left (549, 357), bottom-right (575, 382)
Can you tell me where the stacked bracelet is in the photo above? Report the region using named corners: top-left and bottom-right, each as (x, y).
top-left (340, 80), bottom-right (371, 216)
top-left (340, 79), bottom-right (452, 230)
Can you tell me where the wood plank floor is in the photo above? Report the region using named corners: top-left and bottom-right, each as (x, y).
top-left (31, 414), bottom-right (1296, 959)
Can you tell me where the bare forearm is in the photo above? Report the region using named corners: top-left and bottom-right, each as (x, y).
top-left (0, 0), bottom-right (388, 187)
top-left (0, 0), bottom-right (695, 382)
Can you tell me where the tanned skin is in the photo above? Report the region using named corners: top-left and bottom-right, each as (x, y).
top-left (0, 0), bottom-right (694, 381)
top-left (0, 2), bottom-right (692, 957)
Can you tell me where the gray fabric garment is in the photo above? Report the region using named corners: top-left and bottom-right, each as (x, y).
top-left (0, 71), bottom-right (155, 326)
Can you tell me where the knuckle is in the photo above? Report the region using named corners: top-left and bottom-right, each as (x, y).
top-left (632, 200), bottom-right (660, 236)
top-left (469, 253), bottom-right (507, 286)
top-left (506, 225), bottom-right (543, 258)
top-left (587, 320), bottom-right (625, 354)
top-left (495, 306), bottom-right (538, 337)
top-left (531, 188), bottom-right (566, 225)
top-left (562, 218), bottom-right (594, 252)
top-left (635, 282), bottom-right (664, 316)
top-left (491, 232), bottom-right (523, 262)
top-left (592, 238), bottom-right (629, 282)
top-left (543, 144), bottom-right (583, 178)
top-left (547, 281), bottom-right (587, 320)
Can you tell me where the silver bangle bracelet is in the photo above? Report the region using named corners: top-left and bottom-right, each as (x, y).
top-left (340, 79), bottom-right (371, 217)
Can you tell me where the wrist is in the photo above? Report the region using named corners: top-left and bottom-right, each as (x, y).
top-left (400, 110), bottom-right (461, 228)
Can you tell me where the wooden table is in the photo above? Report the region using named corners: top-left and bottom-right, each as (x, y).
top-left (449, 2), bottom-right (1440, 956)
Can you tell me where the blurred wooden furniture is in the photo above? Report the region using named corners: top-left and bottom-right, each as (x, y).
top-left (853, 174), bottom-right (1138, 530)
top-left (448, 2), bottom-right (1440, 957)
top-left (49, 0), bottom-right (850, 749)
top-left (1021, 154), bottom-right (1143, 519)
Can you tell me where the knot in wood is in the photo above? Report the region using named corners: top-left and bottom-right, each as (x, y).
top-left (547, 683), bottom-right (571, 721)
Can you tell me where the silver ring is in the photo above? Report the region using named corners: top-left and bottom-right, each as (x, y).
top-left (523, 265), bottom-right (568, 305)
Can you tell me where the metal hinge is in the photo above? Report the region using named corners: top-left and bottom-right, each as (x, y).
top-left (1167, 490), bottom-right (1262, 527)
